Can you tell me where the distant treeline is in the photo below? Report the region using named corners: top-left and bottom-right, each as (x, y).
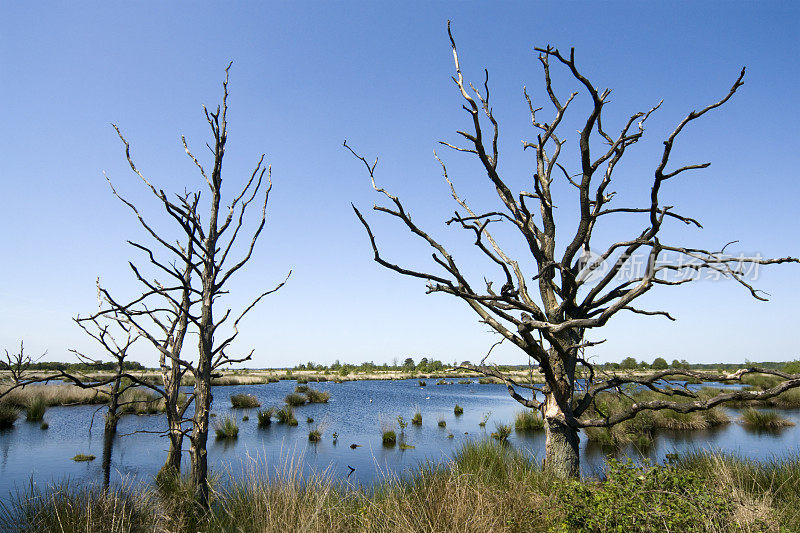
top-left (0, 361), bottom-right (148, 372)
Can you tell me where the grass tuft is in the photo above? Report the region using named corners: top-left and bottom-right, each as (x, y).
top-left (230, 394), bottom-right (261, 409)
top-left (514, 410), bottom-right (544, 432)
top-left (25, 395), bottom-right (47, 422)
top-left (411, 410), bottom-right (422, 426)
top-left (285, 393), bottom-right (307, 407)
top-left (257, 407), bottom-right (276, 427)
top-left (740, 408), bottom-right (795, 429)
top-left (276, 406), bottom-right (298, 426)
top-left (491, 423), bottom-right (512, 442)
top-left (453, 404), bottom-right (463, 416)
top-left (214, 416), bottom-right (239, 439)
top-left (437, 417), bottom-right (446, 428)
top-left (0, 403), bottom-right (20, 429)
top-left (305, 388), bottom-right (330, 403)
top-left (382, 430), bottom-right (396, 447)
top-left (72, 454), bottom-right (95, 462)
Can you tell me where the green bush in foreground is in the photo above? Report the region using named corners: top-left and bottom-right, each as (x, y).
top-left (563, 458), bottom-right (732, 532)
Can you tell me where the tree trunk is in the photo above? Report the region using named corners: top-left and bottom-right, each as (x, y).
top-left (189, 361), bottom-right (212, 507)
top-left (543, 414), bottom-right (579, 479)
top-left (164, 414), bottom-right (183, 473)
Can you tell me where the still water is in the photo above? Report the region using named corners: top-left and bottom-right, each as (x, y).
top-left (1, 379), bottom-right (799, 497)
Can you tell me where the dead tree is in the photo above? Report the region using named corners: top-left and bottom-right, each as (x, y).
top-left (0, 342), bottom-right (52, 402)
top-left (348, 22), bottom-right (800, 479)
top-left (103, 64), bottom-right (289, 507)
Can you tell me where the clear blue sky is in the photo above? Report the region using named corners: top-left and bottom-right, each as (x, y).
top-left (1, 2), bottom-right (798, 368)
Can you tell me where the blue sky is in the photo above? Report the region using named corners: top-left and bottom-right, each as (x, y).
top-left (1, 2), bottom-right (798, 368)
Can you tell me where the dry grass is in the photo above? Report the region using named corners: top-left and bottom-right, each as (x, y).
top-left (0, 383), bottom-right (107, 407)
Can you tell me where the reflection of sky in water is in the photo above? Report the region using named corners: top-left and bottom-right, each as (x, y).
top-left (1, 379), bottom-right (798, 497)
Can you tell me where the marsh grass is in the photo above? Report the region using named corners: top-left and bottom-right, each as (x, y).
top-left (257, 407), bottom-right (276, 427)
top-left (214, 416), bottom-right (239, 439)
top-left (2, 441), bottom-right (785, 532)
top-left (305, 388), bottom-right (330, 403)
top-left (491, 423), bottom-right (512, 442)
top-left (72, 454), bottom-right (95, 462)
top-left (0, 383), bottom-right (106, 407)
top-left (453, 404), bottom-right (463, 416)
top-left (411, 410), bottom-right (422, 426)
top-left (437, 417), bottom-right (446, 428)
top-left (479, 411), bottom-right (492, 428)
top-left (382, 430), bottom-right (396, 447)
top-left (739, 408), bottom-right (795, 429)
top-left (25, 395), bottom-right (46, 422)
top-left (276, 406), bottom-right (298, 426)
top-left (308, 426), bottom-right (322, 442)
top-left (118, 387), bottom-right (165, 415)
top-left (514, 410), bottom-right (544, 432)
top-left (285, 393), bottom-right (308, 407)
top-left (230, 393), bottom-right (261, 408)
top-left (0, 403), bottom-right (19, 429)
top-left (417, 380), bottom-right (426, 387)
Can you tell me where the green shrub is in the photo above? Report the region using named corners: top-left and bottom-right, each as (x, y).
top-left (562, 458), bottom-right (733, 531)
top-left (453, 404), bottom-right (463, 416)
top-left (0, 403), bottom-right (20, 429)
top-left (214, 416), bottom-right (239, 439)
top-left (25, 395), bottom-right (46, 422)
top-left (514, 410), bottom-right (544, 432)
top-left (230, 394), bottom-right (260, 408)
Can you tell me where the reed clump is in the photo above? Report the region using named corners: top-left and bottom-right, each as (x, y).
top-left (230, 393), bottom-right (261, 409)
top-left (453, 404), bottom-right (463, 416)
top-left (72, 454), bottom-right (95, 462)
top-left (257, 407), bottom-right (276, 427)
top-left (411, 410), bottom-right (422, 426)
top-left (25, 395), bottom-right (46, 422)
top-left (514, 410), bottom-right (544, 432)
top-left (739, 408), bottom-right (795, 429)
top-left (382, 430), bottom-right (396, 447)
top-left (214, 416), bottom-right (239, 439)
top-left (491, 423), bottom-right (512, 442)
top-left (275, 406), bottom-right (298, 426)
top-left (305, 388), bottom-right (330, 403)
top-left (0, 403), bottom-right (20, 429)
top-left (285, 393), bottom-right (308, 407)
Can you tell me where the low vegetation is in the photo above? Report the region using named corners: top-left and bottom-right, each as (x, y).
top-left (257, 407), bottom-right (276, 427)
top-left (25, 395), bottom-right (47, 422)
top-left (305, 388), bottom-right (330, 403)
top-left (411, 410), bottom-right (422, 426)
top-left (285, 393), bottom-right (307, 407)
top-left (275, 406), bottom-right (297, 426)
top-left (214, 416), bottom-right (239, 440)
top-left (514, 410), bottom-right (544, 432)
top-left (453, 404), bottom-right (463, 416)
top-left (308, 427), bottom-right (322, 442)
top-left (382, 430), bottom-right (396, 447)
top-left (437, 418), bottom-right (446, 428)
top-left (71, 454), bottom-right (95, 462)
top-left (3, 441), bottom-right (798, 531)
top-left (739, 408), bottom-right (795, 429)
top-left (0, 404), bottom-right (20, 429)
top-left (491, 423), bottom-right (512, 443)
top-left (230, 394), bottom-right (261, 409)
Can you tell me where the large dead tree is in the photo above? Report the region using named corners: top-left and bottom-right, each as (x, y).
top-left (348, 22), bottom-right (800, 479)
top-left (101, 64), bottom-right (289, 507)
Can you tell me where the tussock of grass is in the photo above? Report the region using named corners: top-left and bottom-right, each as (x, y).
top-left (230, 393), bottom-right (261, 408)
top-left (739, 408), bottom-right (795, 429)
top-left (285, 393), bottom-right (307, 407)
top-left (411, 410), bottom-right (422, 426)
top-left (458, 379), bottom-right (472, 385)
top-left (308, 427), bottom-right (322, 442)
top-left (382, 430), bottom-right (396, 447)
top-left (478, 377), bottom-right (501, 385)
top-left (437, 418), bottom-right (446, 428)
top-left (72, 454), bottom-right (95, 462)
top-left (118, 387), bottom-right (165, 415)
top-left (0, 403), bottom-right (20, 429)
top-left (491, 423), bottom-right (512, 442)
top-left (295, 385), bottom-right (309, 393)
top-left (257, 407), bottom-right (276, 427)
top-left (214, 416), bottom-right (239, 439)
top-left (453, 404), bottom-right (463, 416)
top-left (514, 410), bottom-right (544, 432)
top-left (417, 380), bottom-right (426, 387)
top-left (25, 395), bottom-right (46, 422)
top-left (276, 406), bottom-right (297, 426)
top-left (305, 388), bottom-right (330, 403)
